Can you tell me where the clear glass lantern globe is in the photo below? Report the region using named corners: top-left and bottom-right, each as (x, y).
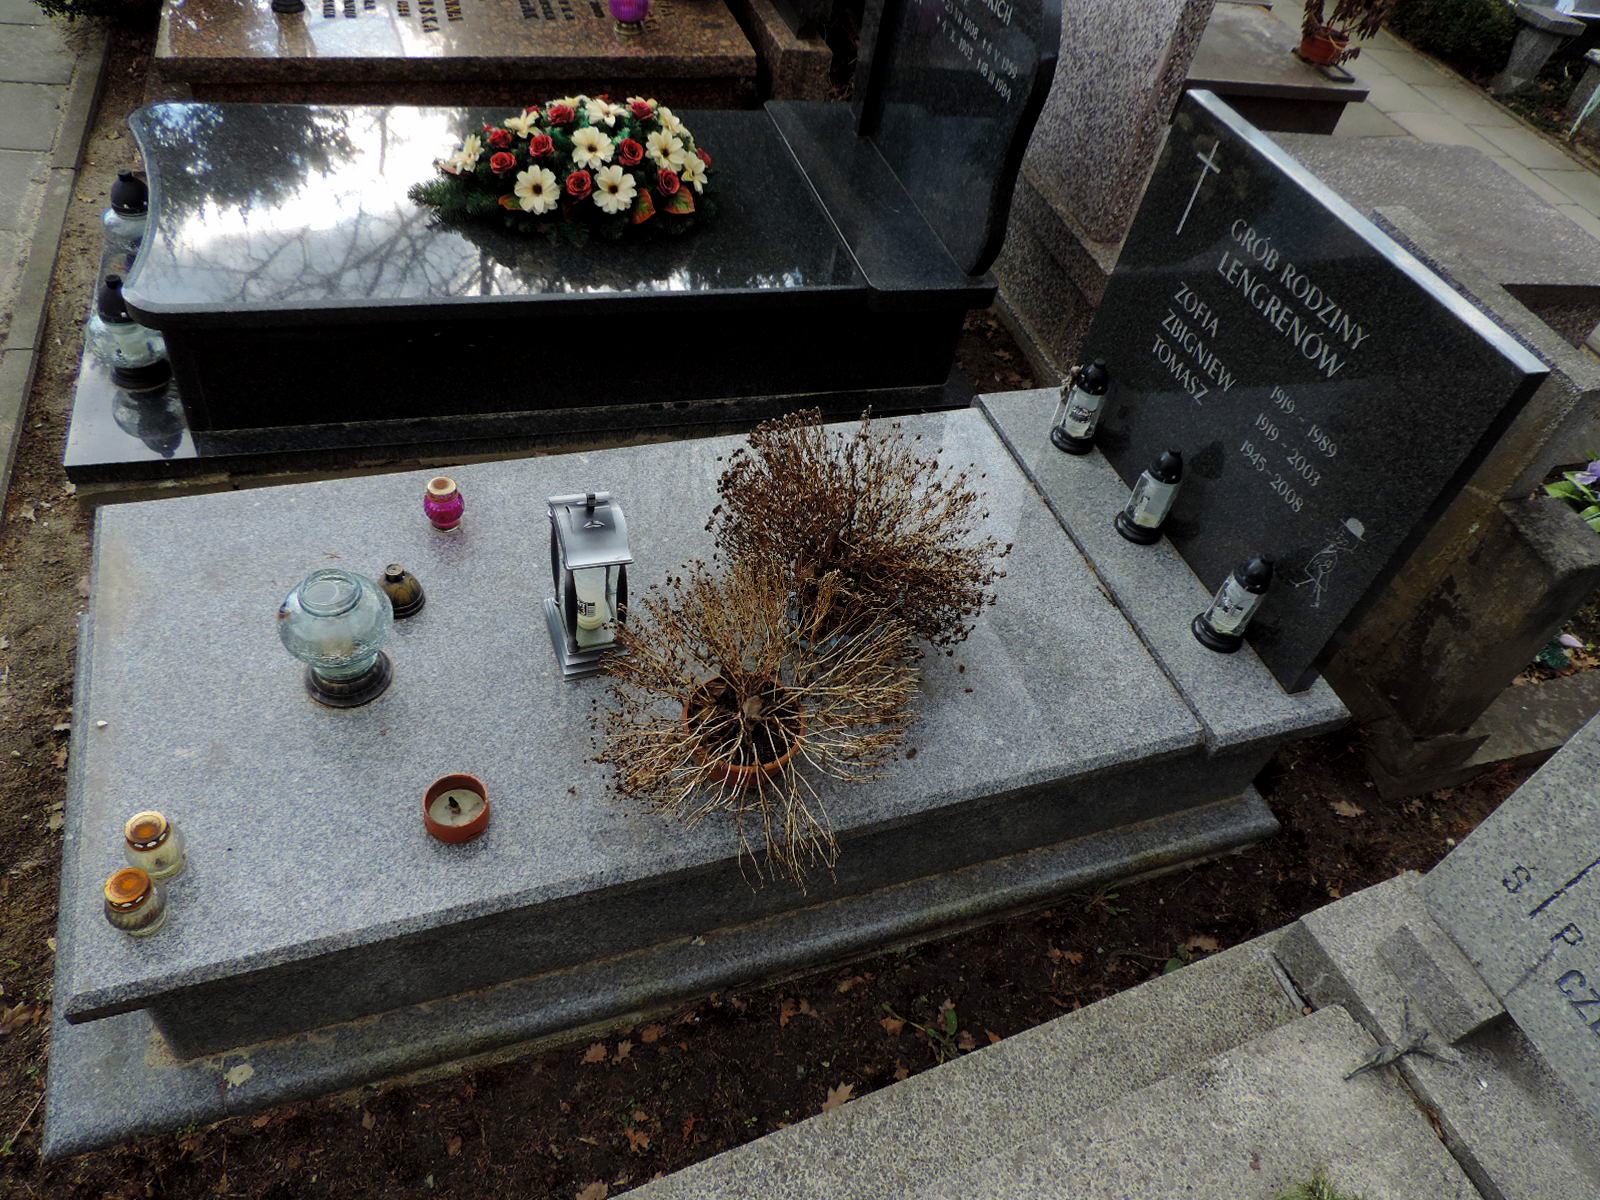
top-left (277, 569), bottom-right (394, 704)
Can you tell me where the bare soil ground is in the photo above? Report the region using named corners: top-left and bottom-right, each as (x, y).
top-left (0, 26), bottom-right (1533, 1200)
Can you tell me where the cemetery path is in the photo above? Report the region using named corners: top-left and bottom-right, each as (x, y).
top-left (0, 21), bottom-right (1540, 1198)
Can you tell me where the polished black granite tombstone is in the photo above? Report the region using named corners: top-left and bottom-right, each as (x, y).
top-left (1081, 91), bottom-right (1547, 693)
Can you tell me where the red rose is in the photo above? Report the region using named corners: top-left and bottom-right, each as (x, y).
top-left (523, 105), bottom-right (541, 117)
top-left (656, 169), bottom-right (681, 196)
top-left (696, 147), bottom-right (712, 167)
top-left (548, 103), bottom-right (576, 126)
top-left (565, 170), bottom-right (593, 200)
top-left (489, 151), bottom-right (516, 175)
top-left (528, 132), bottom-right (555, 158)
top-left (629, 100), bottom-right (654, 119)
top-left (487, 128), bottom-right (512, 149)
top-left (618, 138), bottom-right (644, 166)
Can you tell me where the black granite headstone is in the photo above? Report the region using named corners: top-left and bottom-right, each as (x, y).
top-left (853, 0), bottom-right (1062, 275)
top-left (1086, 91), bottom-right (1548, 693)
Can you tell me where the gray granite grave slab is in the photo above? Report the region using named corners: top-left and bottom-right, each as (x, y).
top-left (1085, 90), bottom-right (1548, 692)
top-left (979, 389), bottom-right (1348, 752)
top-left (61, 409), bottom-right (1301, 1058)
top-left (927, 1007), bottom-right (1477, 1200)
top-left (44, 773), bottom-right (1275, 1156)
top-left (1424, 709), bottom-right (1600, 1123)
top-left (1279, 874), bottom-right (1600, 1200)
top-left (1377, 921), bottom-right (1504, 1043)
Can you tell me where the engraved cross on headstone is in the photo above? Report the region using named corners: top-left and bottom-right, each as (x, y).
top-left (1175, 138), bottom-right (1221, 237)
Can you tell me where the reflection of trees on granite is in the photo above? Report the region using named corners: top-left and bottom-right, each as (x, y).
top-left (136, 105), bottom-right (357, 215)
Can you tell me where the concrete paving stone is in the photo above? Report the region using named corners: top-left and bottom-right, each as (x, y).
top-left (0, 0), bottom-right (48, 21)
top-left (927, 1008), bottom-right (1477, 1200)
top-left (1363, 73), bottom-right (1444, 114)
top-left (0, 22), bottom-right (71, 83)
top-left (1361, 44), bottom-right (1449, 84)
top-left (0, 82), bottom-right (61, 151)
top-left (0, 228), bottom-right (20, 333)
top-left (1492, 155), bottom-right (1580, 206)
top-left (629, 934), bottom-right (1300, 1200)
top-left (1413, 82), bottom-right (1520, 127)
top-left (0, 149), bottom-right (46, 230)
top-left (1535, 166), bottom-right (1600, 212)
top-left (1387, 108), bottom-right (1499, 152)
top-left (1351, 49), bottom-right (1394, 77)
top-left (1334, 101), bottom-right (1407, 137)
top-left (1559, 203), bottom-right (1600, 240)
top-left (2, 166), bottom-right (68, 352)
top-left (1474, 120), bottom-right (1582, 170)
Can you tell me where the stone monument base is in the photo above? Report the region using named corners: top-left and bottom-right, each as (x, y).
top-left (153, 0), bottom-right (760, 108)
top-left (44, 401), bottom-right (1344, 1155)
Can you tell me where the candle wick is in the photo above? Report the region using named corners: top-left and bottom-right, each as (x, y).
top-left (447, 796), bottom-right (461, 815)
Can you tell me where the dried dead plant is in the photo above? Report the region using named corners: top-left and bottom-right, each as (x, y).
top-left (708, 409), bottom-right (1009, 649)
top-left (595, 559), bottom-right (919, 884)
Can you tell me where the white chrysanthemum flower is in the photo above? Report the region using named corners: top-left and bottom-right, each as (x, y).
top-left (448, 134), bottom-right (483, 173)
top-left (504, 111), bottom-right (538, 138)
top-left (646, 129), bottom-right (686, 170)
top-left (585, 98), bottom-right (626, 128)
top-left (593, 165), bottom-right (638, 215)
top-left (570, 126), bottom-right (615, 170)
top-left (680, 154), bottom-right (707, 193)
top-left (657, 106), bottom-right (687, 136)
top-left (514, 165), bottom-right (559, 214)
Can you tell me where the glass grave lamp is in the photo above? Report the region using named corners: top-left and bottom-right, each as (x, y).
top-left (545, 492), bottom-right (632, 679)
top-left (112, 380), bottom-right (186, 458)
top-left (277, 568), bottom-right (395, 706)
top-left (100, 170), bottom-right (148, 279)
top-left (1115, 449), bottom-right (1183, 544)
top-left (1050, 358), bottom-right (1110, 455)
top-left (86, 274), bottom-right (170, 392)
top-left (1193, 557), bottom-right (1274, 653)
top-left (609, 0), bottom-right (650, 34)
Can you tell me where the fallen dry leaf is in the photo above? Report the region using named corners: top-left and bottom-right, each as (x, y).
top-left (835, 975), bottom-right (866, 994)
top-left (19, 502), bottom-right (35, 522)
top-left (52, 745), bottom-right (68, 770)
top-left (820, 1083), bottom-right (855, 1114)
top-left (447, 1135), bottom-right (462, 1157)
top-left (956, 1030), bottom-right (976, 1052)
top-left (250, 1114), bottom-right (272, 1129)
top-left (582, 1042), bottom-right (607, 1064)
top-left (361, 1110), bottom-right (375, 1130)
top-left (624, 1127), bottom-right (650, 1154)
top-left (681, 1114), bottom-right (698, 1141)
top-left (576, 1183), bottom-right (608, 1200)
top-left (1182, 934), bottom-right (1221, 954)
top-left (639, 1023), bottom-right (665, 1044)
top-left (0, 1002), bottom-right (44, 1034)
top-left (986, 1030), bottom-right (1002, 1045)
top-left (893, 1064), bottom-right (909, 1081)
top-left (880, 1016), bottom-right (905, 1036)
top-left (614, 1040), bottom-right (632, 1062)
top-left (223, 1063), bottom-right (254, 1089)
top-left (1329, 799), bottom-right (1366, 819)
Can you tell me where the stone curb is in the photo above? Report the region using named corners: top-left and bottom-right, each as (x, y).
top-left (0, 18), bottom-right (108, 510)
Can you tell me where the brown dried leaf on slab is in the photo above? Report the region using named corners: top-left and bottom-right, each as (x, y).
top-left (820, 1083), bottom-right (855, 1114)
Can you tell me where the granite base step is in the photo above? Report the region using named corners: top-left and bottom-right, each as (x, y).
top-left (924, 1006), bottom-right (1478, 1200)
top-left (44, 790), bottom-right (1277, 1159)
top-left (628, 931), bottom-right (1302, 1199)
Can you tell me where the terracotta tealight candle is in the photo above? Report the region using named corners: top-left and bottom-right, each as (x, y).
top-left (424, 773), bottom-right (490, 843)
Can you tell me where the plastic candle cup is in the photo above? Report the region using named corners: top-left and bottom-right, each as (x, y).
top-left (424, 773), bottom-right (491, 844)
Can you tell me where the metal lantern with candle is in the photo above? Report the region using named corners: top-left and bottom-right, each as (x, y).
top-left (545, 492), bottom-right (632, 679)
top-left (1049, 358), bottom-right (1110, 455)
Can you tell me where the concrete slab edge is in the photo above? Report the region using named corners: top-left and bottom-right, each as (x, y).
top-left (0, 20), bottom-right (107, 508)
top-left (43, 789), bottom-right (1277, 1158)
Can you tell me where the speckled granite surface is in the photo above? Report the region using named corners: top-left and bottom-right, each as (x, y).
top-left (155, 0), bottom-right (756, 101)
top-left (1020, 0), bottom-right (1215, 245)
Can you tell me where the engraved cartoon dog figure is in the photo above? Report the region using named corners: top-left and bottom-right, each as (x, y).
top-left (1292, 517), bottom-right (1366, 609)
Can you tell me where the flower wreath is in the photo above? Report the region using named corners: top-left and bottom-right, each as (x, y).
top-left (408, 96), bottom-right (715, 238)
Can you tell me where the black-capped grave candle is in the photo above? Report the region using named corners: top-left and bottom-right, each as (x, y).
top-left (1049, 359), bottom-right (1111, 455)
top-left (1193, 557), bottom-right (1274, 653)
top-left (1115, 449), bottom-right (1183, 545)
